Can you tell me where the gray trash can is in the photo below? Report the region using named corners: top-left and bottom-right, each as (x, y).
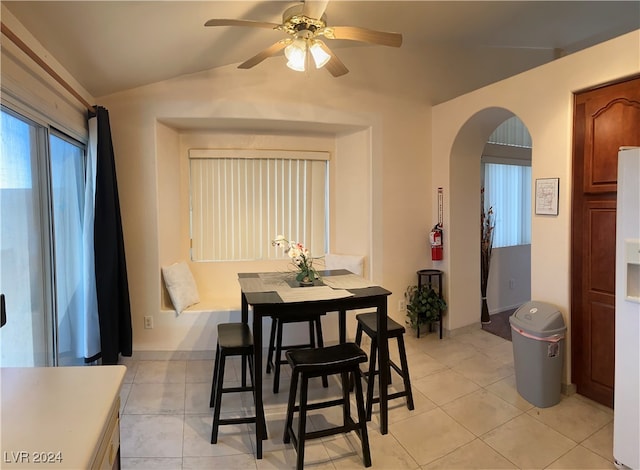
top-left (509, 301), bottom-right (566, 408)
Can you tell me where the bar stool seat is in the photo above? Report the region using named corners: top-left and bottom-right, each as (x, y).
top-left (355, 312), bottom-right (414, 420)
top-left (284, 342), bottom-right (372, 470)
top-left (210, 323), bottom-right (266, 445)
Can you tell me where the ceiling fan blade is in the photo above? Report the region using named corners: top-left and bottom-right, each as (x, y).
top-left (317, 42), bottom-right (348, 77)
top-left (238, 39), bottom-right (290, 69)
top-left (323, 26), bottom-right (402, 47)
top-left (204, 19), bottom-right (280, 29)
top-left (302, 0), bottom-right (329, 19)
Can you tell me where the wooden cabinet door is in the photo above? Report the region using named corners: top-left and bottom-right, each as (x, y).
top-left (571, 76), bottom-right (640, 407)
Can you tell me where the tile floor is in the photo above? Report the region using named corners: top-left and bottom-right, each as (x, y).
top-left (118, 326), bottom-right (616, 469)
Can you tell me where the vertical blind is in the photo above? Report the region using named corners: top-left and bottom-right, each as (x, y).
top-left (189, 149), bottom-right (329, 261)
top-left (484, 162), bottom-right (531, 247)
top-left (487, 116), bottom-right (532, 148)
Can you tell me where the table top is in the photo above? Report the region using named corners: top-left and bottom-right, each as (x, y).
top-left (238, 270), bottom-right (391, 308)
top-left (1, 365), bottom-right (126, 468)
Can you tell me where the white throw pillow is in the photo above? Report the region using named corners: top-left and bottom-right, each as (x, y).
top-left (324, 253), bottom-right (365, 276)
top-left (161, 262), bottom-right (200, 314)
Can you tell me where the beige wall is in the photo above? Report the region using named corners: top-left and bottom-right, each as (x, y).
top-left (4, 2), bottom-right (638, 368)
top-left (432, 30), bottom-right (640, 383)
top-left (0, 6), bottom-right (89, 140)
top-left (97, 56), bottom-right (431, 351)
top-left (487, 245), bottom-right (532, 314)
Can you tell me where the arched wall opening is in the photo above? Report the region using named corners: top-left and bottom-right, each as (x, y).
top-left (447, 106), bottom-right (532, 331)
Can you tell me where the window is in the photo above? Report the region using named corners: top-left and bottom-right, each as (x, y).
top-left (189, 149), bottom-right (329, 261)
top-left (483, 162), bottom-right (531, 247)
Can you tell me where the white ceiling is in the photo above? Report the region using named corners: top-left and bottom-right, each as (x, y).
top-left (3, 1), bottom-right (639, 104)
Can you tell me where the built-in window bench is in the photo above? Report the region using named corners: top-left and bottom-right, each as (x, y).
top-left (160, 293), bottom-right (241, 317)
top-left (157, 296), bottom-right (246, 351)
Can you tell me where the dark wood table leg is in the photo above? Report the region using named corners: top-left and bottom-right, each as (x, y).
top-left (377, 299), bottom-right (389, 434)
top-left (253, 307), bottom-right (265, 458)
top-left (339, 309), bottom-right (346, 344)
top-left (241, 294), bottom-right (248, 387)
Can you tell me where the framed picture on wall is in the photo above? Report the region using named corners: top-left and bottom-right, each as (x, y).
top-left (535, 178), bottom-right (559, 215)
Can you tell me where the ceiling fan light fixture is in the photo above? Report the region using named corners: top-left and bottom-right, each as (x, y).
top-left (206, 3), bottom-right (403, 78)
top-left (284, 38), bottom-right (307, 71)
top-left (284, 38), bottom-right (305, 59)
top-left (286, 58), bottom-right (306, 72)
top-left (309, 40), bottom-right (331, 68)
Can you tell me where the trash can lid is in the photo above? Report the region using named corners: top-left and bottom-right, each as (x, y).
top-left (509, 301), bottom-right (566, 337)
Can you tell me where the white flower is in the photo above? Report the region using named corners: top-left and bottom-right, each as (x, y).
top-left (272, 234), bottom-right (286, 247)
top-left (271, 235), bottom-right (320, 282)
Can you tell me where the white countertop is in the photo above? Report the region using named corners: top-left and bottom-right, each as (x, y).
top-left (1, 365), bottom-right (126, 469)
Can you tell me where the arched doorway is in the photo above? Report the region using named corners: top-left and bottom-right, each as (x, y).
top-left (446, 107), bottom-right (532, 331)
top-left (481, 116), bottom-right (532, 328)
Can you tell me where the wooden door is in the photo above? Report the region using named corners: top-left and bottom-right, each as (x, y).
top-left (571, 76), bottom-right (640, 407)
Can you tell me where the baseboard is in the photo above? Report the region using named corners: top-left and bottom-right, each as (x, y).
top-left (128, 350), bottom-right (215, 361)
top-left (127, 343), bottom-right (348, 362)
top-left (446, 322), bottom-right (482, 337)
top-left (561, 382), bottom-right (577, 396)
top-left (490, 304), bottom-right (521, 315)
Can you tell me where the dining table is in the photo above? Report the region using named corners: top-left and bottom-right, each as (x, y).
top-left (237, 269), bottom-right (392, 459)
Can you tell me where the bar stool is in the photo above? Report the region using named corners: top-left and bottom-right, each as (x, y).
top-left (283, 343), bottom-right (371, 470)
top-left (210, 322), bottom-right (266, 444)
top-left (354, 312), bottom-right (414, 420)
top-left (266, 313), bottom-right (329, 393)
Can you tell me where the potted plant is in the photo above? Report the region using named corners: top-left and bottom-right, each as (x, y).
top-left (480, 187), bottom-right (495, 324)
top-left (405, 284), bottom-right (447, 330)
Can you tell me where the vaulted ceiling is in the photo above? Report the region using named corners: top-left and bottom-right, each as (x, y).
top-left (4, 1), bottom-right (639, 104)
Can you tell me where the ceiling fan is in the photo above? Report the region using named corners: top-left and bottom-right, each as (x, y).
top-left (204, 0), bottom-right (402, 77)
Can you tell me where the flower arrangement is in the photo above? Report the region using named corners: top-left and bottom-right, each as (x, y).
top-left (480, 187), bottom-right (495, 324)
top-left (272, 235), bottom-right (320, 284)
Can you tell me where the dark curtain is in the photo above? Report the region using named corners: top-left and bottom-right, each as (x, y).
top-left (90, 106), bottom-right (132, 364)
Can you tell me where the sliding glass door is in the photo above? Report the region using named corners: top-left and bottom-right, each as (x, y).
top-left (0, 106), bottom-right (86, 366)
top-left (0, 108), bottom-right (53, 366)
top-left (50, 132), bottom-right (86, 366)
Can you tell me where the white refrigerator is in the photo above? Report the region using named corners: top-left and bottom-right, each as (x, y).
top-left (614, 147), bottom-right (640, 470)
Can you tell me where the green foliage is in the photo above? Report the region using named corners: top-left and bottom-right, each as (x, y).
top-left (405, 284), bottom-right (447, 328)
top-left (295, 264), bottom-right (318, 283)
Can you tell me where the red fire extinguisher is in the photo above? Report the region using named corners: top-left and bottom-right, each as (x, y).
top-left (430, 224), bottom-right (443, 261)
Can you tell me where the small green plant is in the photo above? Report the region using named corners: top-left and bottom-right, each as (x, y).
top-left (405, 284), bottom-right (447, 329)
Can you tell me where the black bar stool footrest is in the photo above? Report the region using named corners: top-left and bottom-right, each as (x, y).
top-left (289, 397), bottom-right (349, 413)
top-left (218, 416), bottom-right (258, 426)
top-left (220, 385), bottom-right (254, 393)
